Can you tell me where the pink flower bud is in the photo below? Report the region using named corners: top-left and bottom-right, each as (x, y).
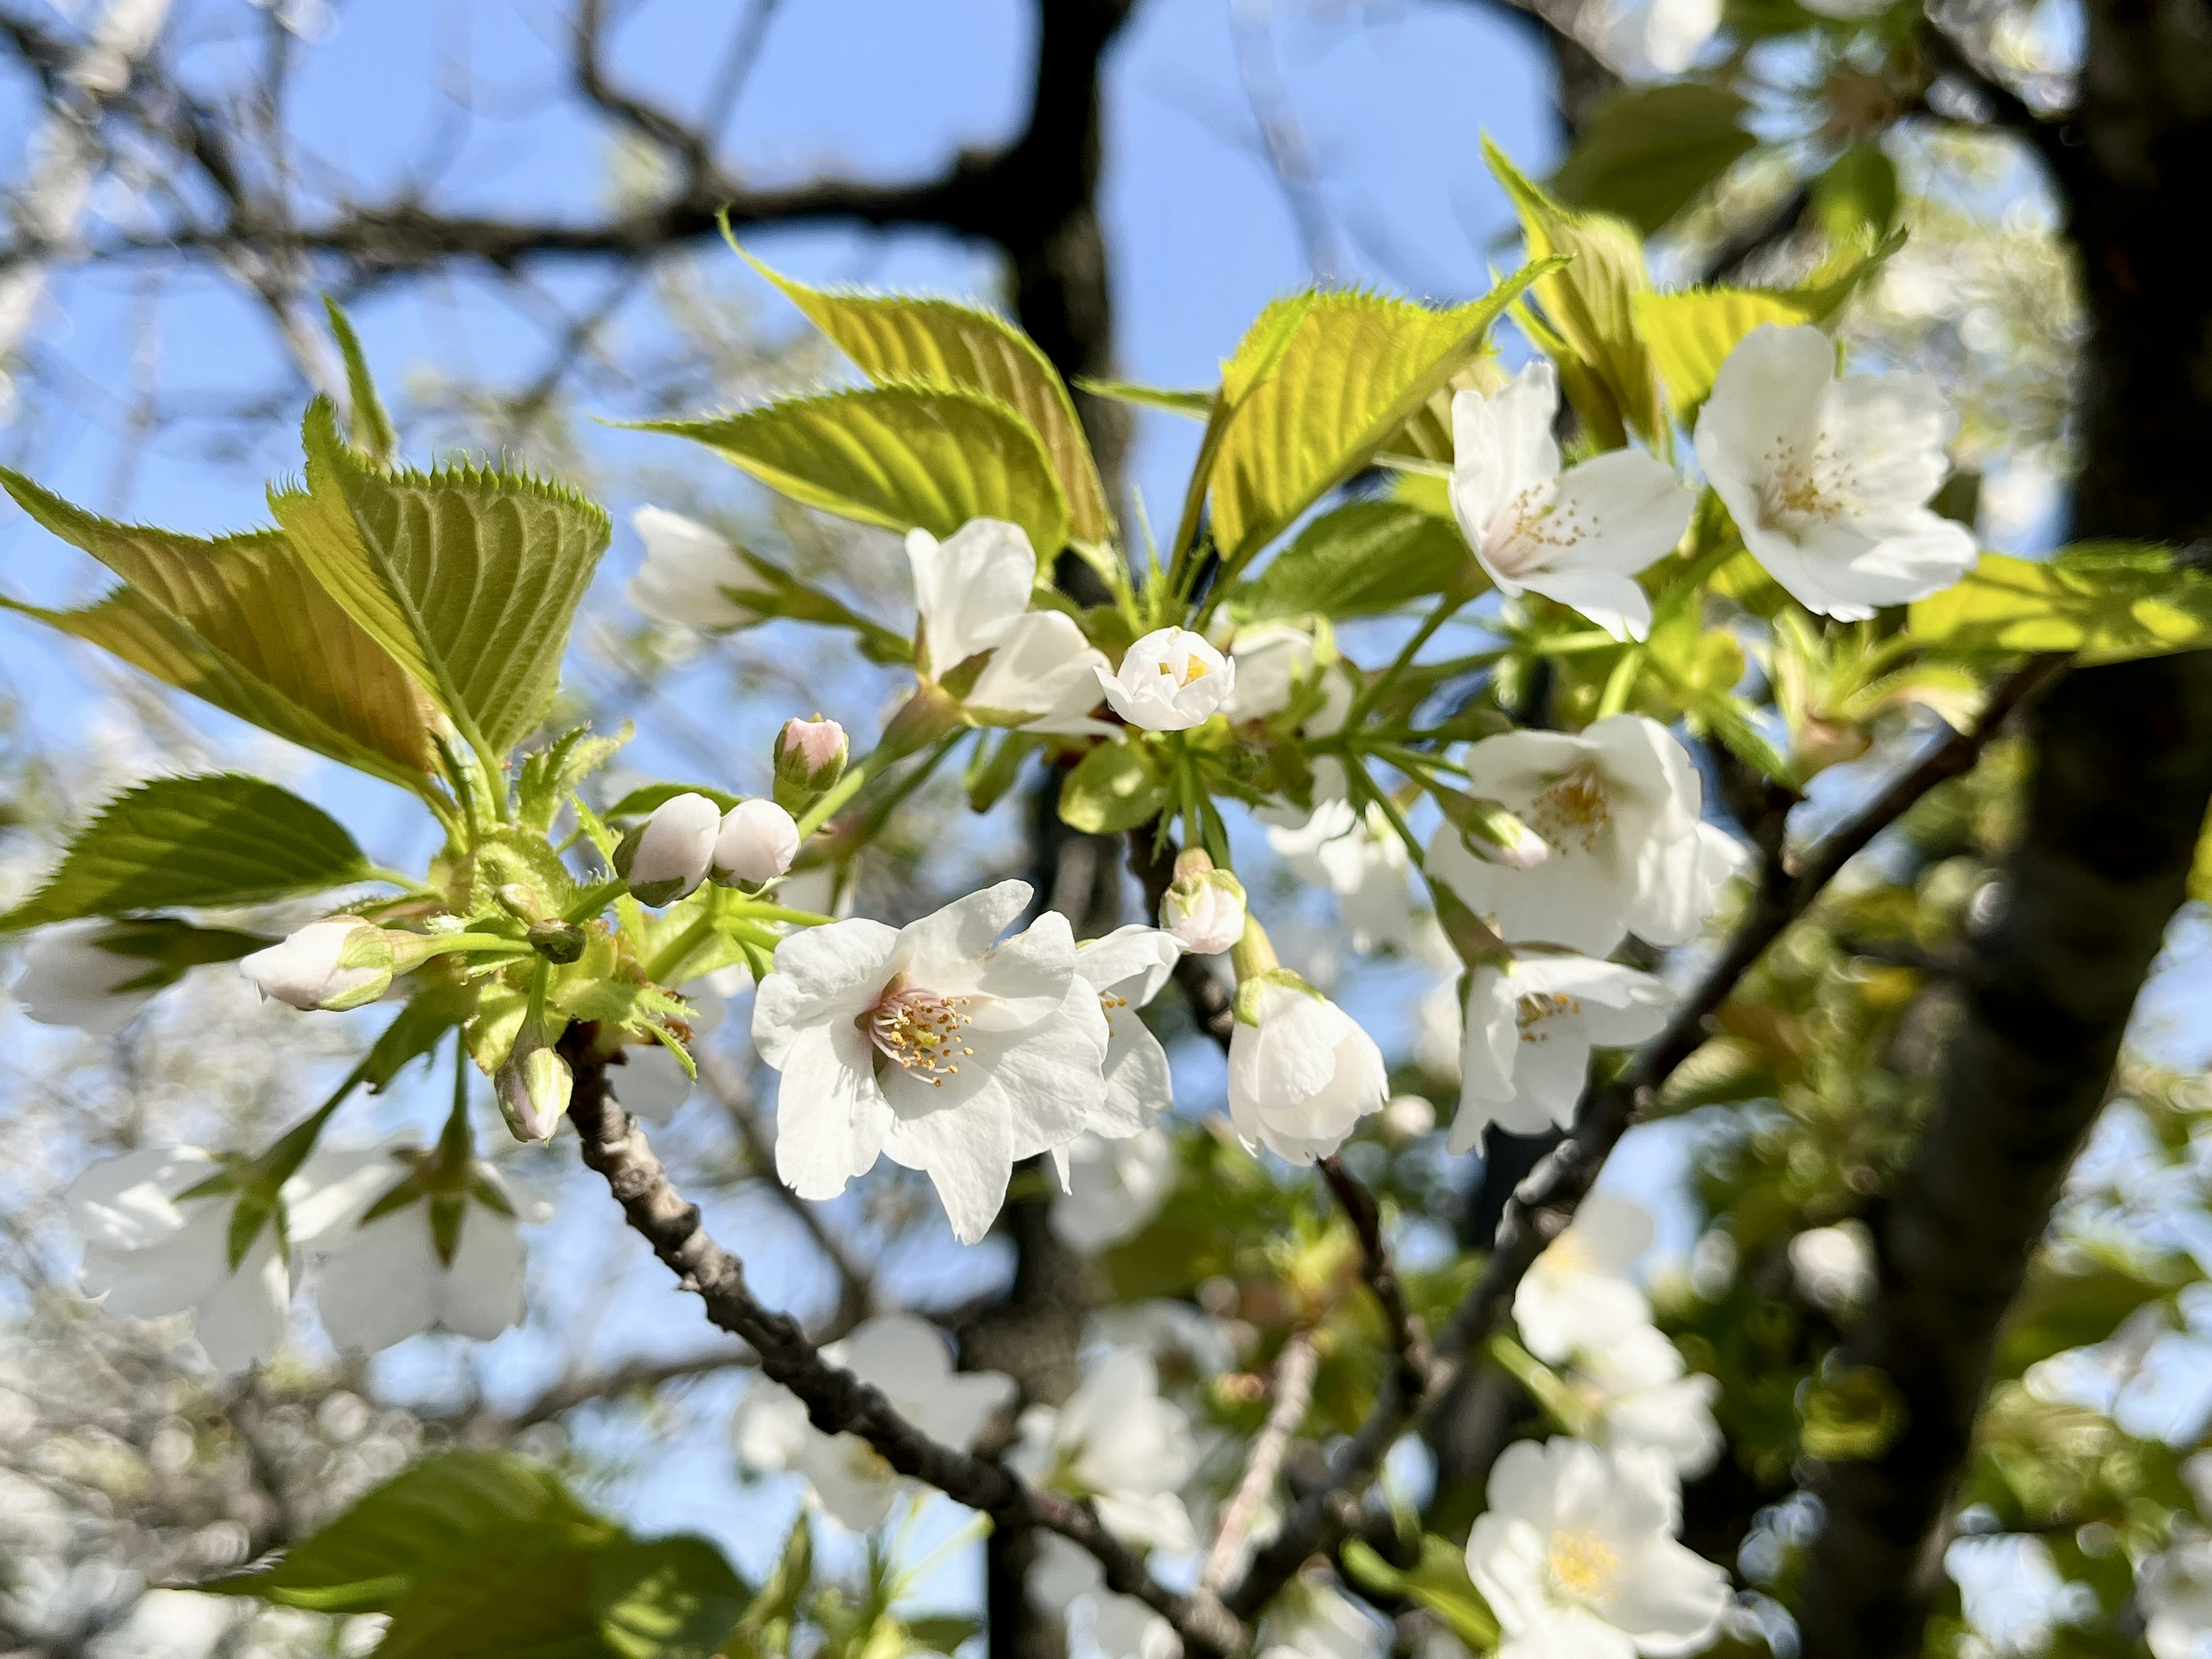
top-left (1160, 868), bottom-right (1247, 956)
top-left (774, 717), bottom-right (849, 805)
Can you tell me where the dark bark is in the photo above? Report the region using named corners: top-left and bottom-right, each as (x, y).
top-left (1796, 7), bottom-right (2212, 1647)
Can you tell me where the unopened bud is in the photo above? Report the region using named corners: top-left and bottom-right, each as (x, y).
top-left (528, 918), bottom-right (586, 964)
top-left (713, 798), bottom-right (801, 887)
top-left (498, 1033), bottom-right (573, 1142)
top-left (240, 918), bottom-right (394, 1011)
top-left (773, 716), bottom-right (848, 811)
top-left (614, 792), bottom-right (721, 905)
top-left (1160, 861), bottom-right (1247, 956)
top-left (1439, 791), bottom-right (1549, 870)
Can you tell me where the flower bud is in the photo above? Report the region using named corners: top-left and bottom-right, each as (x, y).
top-left (498, 1033), bottom-right (573, 1142)
top-left (528, 919), bottom-right (587, 964)
top-left (772, 716), bottom-right (848, 811)
top-left (1095, 627), bottom-right (1236, 732)
top-left (241, 918), bottom-right (394, 1011)
top-left (1160, 861), bottom-right (1247, 956)
top-left (1438, 790), bottom-right (1550, 870)
top-left (713, 798), bottom-right (801, 887)
top-left (615, 792), bottom-right (721, 905)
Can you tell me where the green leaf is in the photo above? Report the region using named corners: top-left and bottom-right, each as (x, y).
top-left (0, 468), bottom-right (434, 790)
top-left (1205, 271), bottom-right (1544, 568)
top-left (1340, 1536), bottom-right (1500, 1649)
top-left (604, 782), bottom-right (742, 819)
top-left (273, 399), bottom-right (612, 760)
top-left (965, 729), bottom-right (1041, 813)
top-left (324, 296), bottom-right (399, 464)
top-left (632, 384), bottom-right (1070, 562)
top-left (1057, 741), bottom-right (1166, 834)
top-left (519, 724), bottom-right (633, 834)
top-left (206, 1452), bottom-right (613, 1613)
top-left (740, 247), bottom-right (1112, 544)
top-left (364, 981), bottom-right (482, 1091)
top-left (377, 1543), bottom-right (609, 1659)
top-left (1230, 499), bottom-right (1478, 621)
top-left (1, 774), bottom-right (372, 933)
top-left (592, 1536), bottom-right (751, 1659)
top-left (1633, 287), bottom-right (1827, 420)
top-left (1486, 138), bottom-right (1666, 446)
top-left (1551, 84), bottom-right (1756, 236)
top-left (900, 1617), bottom-right (983, 1657)
top-left (1813, 141), bottom-right (1899, 242)
top-left (1073, 378), bottom-right (1213, 418)
top-left (1908, 545), bottom-right (2212, 665)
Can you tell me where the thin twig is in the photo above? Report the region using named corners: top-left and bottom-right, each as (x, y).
top-left (559, 1027), bottom-right (1244, 1658)
top-left (1320, 1156), bottom-right (1434, 1402)
top-left (1200, 1331), bottom-right (1320, 1592)
top-left (1222, 657), bottom-right (2068, 1615)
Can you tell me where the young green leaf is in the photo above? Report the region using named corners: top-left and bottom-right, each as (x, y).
top-left (1908, 544), bottom-right (2212, 664)
top-left (519, 723), bottom-right (634, 833)
top-left (322, 295), bottom-right (399, 464)
top-left (1228, 498), bottom-right (1479, 621)
top-left (204, 1451), bottom-right (615, 1613)
top-left (1058, 740), bottom-right (1168, 834)
top-left (592, 1535), bottom-right (752, 1659)
top-left (1486, 137), bottom-right (1666, 447)
top-left (377, 1541), bottom-right (610, 1659)
top-left (1551, 84), bottom-right (1756, 236)
top-left (272, 399), bottom-right (612, 762)
top-left (1633, 287), bottom-right (1827, 419)
top-left (0, 468), bottom-right (435, 790)
top-left (1073, 377), bottom-right (1213, 418)
top-left (632, 384), bottom-right (1071, 560)
top-left (1204, 268), bottom-right (1547, 570)
top-left (0, 774), bottom-right (373, 933)
top-left (738, 245), bottom-right (1113, 544)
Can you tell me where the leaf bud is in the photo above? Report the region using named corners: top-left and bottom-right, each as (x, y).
top-left (497, 1031), bottom-right (573, 1142)
top-left (713, 798), bottom-right (801, 887)
top-left (528, 918), bottom-right (587, 964)
top-left (240, 918), bottom-right (394, 1011)
top-left (772, 715), bottom-right (848, 811)
top-left (1438, 790), bottom-right (1550, 870)
top-left (614, 792), bottom-right (721, 905)
top-left (1160, 851), bottom-right (1247, 956)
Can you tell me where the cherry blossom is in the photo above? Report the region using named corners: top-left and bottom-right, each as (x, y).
top-left (713, 798), bottom-right (800, 887)
top-left (10, 919), bottom-right (163, 1033)
top-left (751, 880), bottom-right (1107, 1243)
top-left (626, 506), bottom-right (767, 630)
top-left (1011, 1347), bottom-right (1198, 1552)
top-left (1454, 953), bottom-right (1672, 1147)
top-left (1514, 1192), bottom-right (1658, 1365)
top-left (2141, 1536), bottom-right (2212, 1659)
top-left (1452, 359), bottom-right (1695, 642)
top-left (1569, 1323), bottom-right (1723, 1478)
top-left (1268, 800), bottom-right (1414, 954)
top-left (1097, 627), bottom-right (1236, 731)
top-left (1696, 324), bottom-right (1978, 620)
top-left (908, 520), bottom-right (1111, 734)
top-left (1051, 1127), bottom-right (1177, 1253)
top-left (1228, 975), bottom-right (1388, 1163)
top-left (240, 918), bottom-right (392, 1011)
top-left (1074, 925), bottom-right (1183, 1135)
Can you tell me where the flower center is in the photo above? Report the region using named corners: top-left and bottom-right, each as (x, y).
top-left (1158, 656), bottom-right (1211, 685)
top-left (1516, 991), bottom-right (1584, 1044)
top-left (1756, 437), bottom-right (1859, 535)
top-left (1525, 764), bottom-right (1611, 854)
top-left (1547, 1528), bottom-right (1619, 1601)
top-left (861, 978), bottom-right (976, 1087)
top-left (1486, 480), bottom-right (1585, 577)
top-left (1100, 988), bottom-right (1129, 1034)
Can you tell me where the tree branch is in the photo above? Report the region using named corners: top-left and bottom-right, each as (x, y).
top-left (558, 1025), bottom-right (1245, 1659)
top-left (1224, 658), bottom-right (2070, 1616)
top-left (1200, 1330), bottom-right (1320, 1592)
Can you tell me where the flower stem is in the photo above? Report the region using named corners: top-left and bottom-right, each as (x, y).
top-left (1347, 589), bottom-right (1472, 728)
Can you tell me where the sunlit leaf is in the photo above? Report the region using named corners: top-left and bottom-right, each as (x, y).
top-left (1909, 544), bottom-right (2212, 665)
top-left (1229, 499), bottom-right (1478, 620)
top-left (1551, 84), bottom-right (1755, 236)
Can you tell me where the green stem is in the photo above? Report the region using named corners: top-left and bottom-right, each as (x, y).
top-left (1527, 629), bottom-right (1624, 657)
top-left (1596, 647), bottom-right (1644, 719)
top-left (733, 903), bottom-right (836, 927)
top-left (439, 1031), bottom-right (474, 1167)
top-left (646, 886), bottom-right (724, 986)
top-left (793, 733), bottom-right (919, 840)
top-left (1347, 590), bottom-right (1472, 728)
top-left (1343, 752), bottom-right (1426, 874)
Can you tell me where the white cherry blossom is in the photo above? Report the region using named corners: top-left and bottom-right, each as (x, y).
top-left (733, 1313), bottom-right (1014, 1530)
top-left (240, 918), bottom-right (391, 1011)
top-left (2141, 1536), bottom-right (2212, 1659)
top-left (1074, 925), bottom-right (1183, 1135)
top-left (908, 520), bottom-right (1112, 734)
top-left (1452, 359), bottom-right (1695, 642)
top-left (627, 506), bottom-right (768, 630)
top-left (1228, 976), bottom-right (1388, 1164)
top-left (1514, 1192), bottom-right (1658, 1365)
top-left (1467, 1438), bottom-right (1729, 1659)
top-left (10, 919), bottom-right (162, 1033)
top-left (1028, 1537), bottom-right (1181, 1659)
top-left (1570, 1324), bottom-right (1723, 1478)
top-left (1454, 954), bottom-right (1672, 1148)
top-left (1696, 324), bottom-right (1978, 620)
top-left (1012, 1347), bottom-right (1198, 1552)
top-left (1097, 627), bottom-right (1236, 731)
top-left (1160, 865), bottom-right (1247, 956)
top-left (751, 880), bottom-right (1107, 1243)
top-left (1789, 1221), bottom-right (1876, 1312)
top-left (1260, 1583), bottom-right (1387, 1659)
top-left (1268, 799), bottom-right (1414, 954)
top-left (713, 798), bottom-right (800, 887)
top-left (618, 792), bottom-right (722, 906)
top-left (1425, 715), bottom-right (1711, 957)
top-left (1051, 1127), bottom-right (1177, 1253)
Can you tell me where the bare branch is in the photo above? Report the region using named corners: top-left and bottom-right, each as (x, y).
top-left (1200, 1330), bottom-right (1320, 1593)
top-left (1320, 1156), bottom-right (1434, 1403)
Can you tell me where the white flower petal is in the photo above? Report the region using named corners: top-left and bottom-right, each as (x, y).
top-left (910, 519), bottom-right (1037, 675)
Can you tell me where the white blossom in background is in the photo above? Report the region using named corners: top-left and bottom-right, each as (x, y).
top-left (1454, 954), bottom-right (1673, 1149)
top-left (305, 1151), bottom-right (547, 1354)
top-left (1012, 1347), bottom-right (1198, 1551)
top-left (239, 917), bottom-right (391, 1011)
top-left (1788, 1221), bottom-right (1877, 1312)
top-left (1074, 926), bottom-right (1184, 1135)
top-left (626, 507), bottom-right (770, 630)
top-left (751, 881), bottom-right (1107, 1243)
top-left (1259, 1582), bottom-right (1387, 1659)
top-left (734, 1314), bottom-right (1014, 1530)
top-left (2141, 1536), bottom-right (2212, 1659)
top-left (1267, 800), bottom-right (1415, 954)
top-left (1514, 1193), bottom-right (1658, 1365)
top-left (1219, 622), bottom-right (1331, 724)
top-left (9, 919), bottom-right (162, 1034)
top-left (1097, 627), bottom-right (1236, 732)
top-left (1052, 1127), bottom-right (1176, 1253)
top-left (613, 987), bottom-right (726, 1124)
top-left (1467, 1438), bottom-right (1729, 1659)
top-left (1696, 324), bottom-right (1978, 620)
top-left (1028, 1536), bottom-right (1181, 1659)
top-left (1228, 977), bottom-right (1388, 1163)
top-left (1451, 359), bottom-right (1695, 642)
top-left (64, 1142), bottom-right (390, 1372)
top-left (1570, 1323), bottom-right (1724, 1478)
top-left (908, 521), bottom-right (1112, 734)
top-left (1425, 715), bottom-right (1714, 957)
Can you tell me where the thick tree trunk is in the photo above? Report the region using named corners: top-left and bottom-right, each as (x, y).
top-left (1796, 7), bottom-right (2212, 1650)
